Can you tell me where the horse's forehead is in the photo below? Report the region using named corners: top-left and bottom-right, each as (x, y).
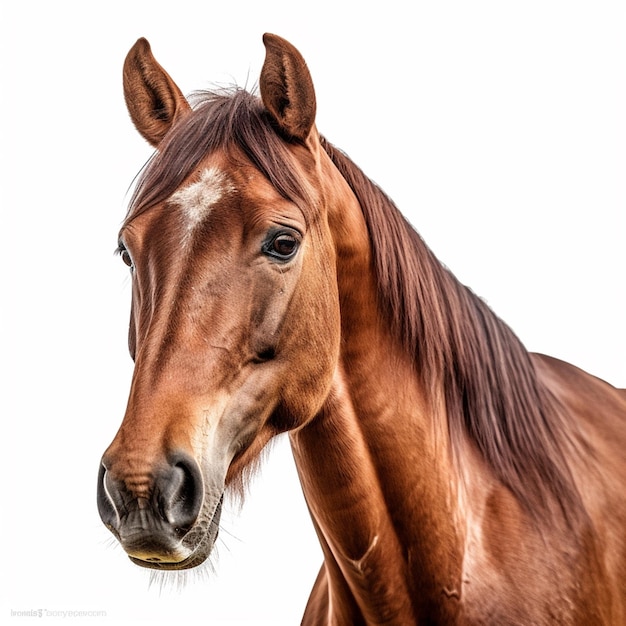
top-left (169, 166), bottom-right (235, 229)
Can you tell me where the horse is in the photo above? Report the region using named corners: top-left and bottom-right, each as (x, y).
top-left (97, 34), bottom-right (626, 624)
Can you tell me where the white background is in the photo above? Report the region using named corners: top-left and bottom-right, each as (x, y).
top-left (2, 1), bottom-right (624, 624)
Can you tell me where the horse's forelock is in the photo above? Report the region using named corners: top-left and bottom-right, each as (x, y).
top-left (125, 89), bottom-right (315, 228)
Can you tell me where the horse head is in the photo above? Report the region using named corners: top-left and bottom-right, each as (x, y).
top-left (97, 35), bottom-right (358, 569)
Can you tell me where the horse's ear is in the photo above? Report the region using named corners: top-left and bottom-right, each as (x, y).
top-left (123, 38), bottom-right (191, 147)
top-left (260, 34), bottom-right (317, 143)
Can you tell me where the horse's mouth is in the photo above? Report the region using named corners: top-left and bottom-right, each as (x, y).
top-left (129, 551), bottom-right (210, 571)
top-left (125, 495), bottom-right (223, 571)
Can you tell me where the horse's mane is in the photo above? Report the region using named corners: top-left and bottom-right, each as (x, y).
top-left (126, 88), bottom-right (584, 525)
top-left (322, 137), bottom-right (584, 525)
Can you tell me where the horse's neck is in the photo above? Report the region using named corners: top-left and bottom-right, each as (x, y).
top-left (290, 195), bottom-right (465, 621)
top-left (291, 328), bottom-right (466, 622)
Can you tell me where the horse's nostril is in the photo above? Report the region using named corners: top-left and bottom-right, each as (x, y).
top-left (255, 347), bottom-right (276, 362)
top-left (156, 453), bottom-right (204, 533)
top-left (96, 463), bottom-right (120, 530)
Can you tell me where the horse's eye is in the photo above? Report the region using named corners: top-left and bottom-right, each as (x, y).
top-left (264, 232), bottom-right (300, 261)
top-left (117, 244), bottom-right (134, 269)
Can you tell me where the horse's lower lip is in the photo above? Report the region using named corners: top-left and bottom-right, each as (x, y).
top-left (128, 532), bottom-right (218, 571)
top-left (129, 553), bottom-right (206, 570)
top-left (127, 494), bottom-right (224, 571)
top-left (127, 534), bottom-right (213, 570)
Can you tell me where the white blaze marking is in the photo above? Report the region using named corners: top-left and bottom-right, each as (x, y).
top-left (170, 167), bottom-right (234, 233)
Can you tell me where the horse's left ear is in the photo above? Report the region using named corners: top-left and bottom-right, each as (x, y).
top-left (260, 34), bottom-right (317, 143)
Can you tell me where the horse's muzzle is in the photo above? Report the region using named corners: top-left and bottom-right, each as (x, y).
top-left (96, 452), bottom-right (206, 565)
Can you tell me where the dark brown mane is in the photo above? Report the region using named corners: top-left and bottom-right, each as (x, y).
top-left (321, 137), bottom-right (584, 525)
top-left (126, 88), bottom-right (583, 524)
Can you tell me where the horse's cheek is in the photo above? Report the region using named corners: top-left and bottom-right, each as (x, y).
top-left (281, 268), bottom-right (341, 423)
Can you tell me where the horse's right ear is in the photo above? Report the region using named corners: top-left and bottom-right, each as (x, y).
top-left (123, 38), bottom-right (191, 147)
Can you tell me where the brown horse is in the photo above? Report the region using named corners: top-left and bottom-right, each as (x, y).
top-left (98, 34), bottom-right (626, 624)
